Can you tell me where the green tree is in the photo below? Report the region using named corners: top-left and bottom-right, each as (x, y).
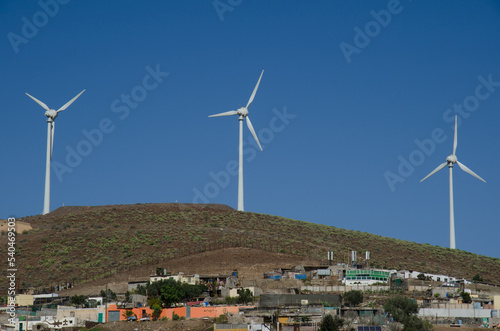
top-left (122, 310), bottom-right (136, 319)
top-left (160, 282), bottom-right (182, 307)
top-left (70, 295), bottom-right (88, 307)
top-left (100, 289), bottom-right (117, 301)
top-left (343, 290), bottom-right (363, 307)
top-left (319, 314), bottom-right (344, 331)
top-left (151, 303), bottom-right (163, 320)
top-left (460, 292), bottom-right (472, 303)
top-left (472, 274), bottom-right (483, 283)
top-left (148, 297), bottom-right (162, 309)
top-left (137, 278), bottom-right (207, 306)
top-left (402, 315), bottom-right (433, 331)
top-left (124, 291), bottom-right (131, 303)
top-left (237, 288), bottom-right (254, 304)
top-left (215, 313), bottom-right (228, 323)
top-left (383, 296), bottom-right (418, 323)
top-left (180, 282), bottom-right (206, 300)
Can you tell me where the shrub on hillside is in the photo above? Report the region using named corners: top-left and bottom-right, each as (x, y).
top-left (343, 290), bottom-right (363, 307)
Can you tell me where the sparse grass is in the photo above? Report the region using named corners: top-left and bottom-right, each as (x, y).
top-left (1, 203), bottom-right (499, 292)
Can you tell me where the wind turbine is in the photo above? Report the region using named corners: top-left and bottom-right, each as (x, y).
top-left (26, 90), bottom-right (85, 215)
top-left (420, 115), bottom-right (485, 249)
top-left (209, 70), bottom-right (264, 212)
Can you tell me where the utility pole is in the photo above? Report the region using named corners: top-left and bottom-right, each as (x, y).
top-left (105, 283), bottom-right (108, 323)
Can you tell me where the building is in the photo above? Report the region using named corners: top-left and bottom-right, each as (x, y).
top-left (150, 272), bottom-right (200, 285)
top-left (343, 269), bottom-right (392, 285)
top-left (2, 316), bottom-right (78, 330)
top-left (56, 305), bottom-right (106, 323)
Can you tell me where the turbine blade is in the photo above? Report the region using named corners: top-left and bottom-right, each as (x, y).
top-left (57, 89), bottom-right (85, 112)
top-left (50, 121), bottom-right (54, 160)
top-left (453, 115), bottom-right (458, 156)
top-left (246, 116), bottom-right (262, 151)
top-left (26, 93), bottom-right (50, 112)
top-left (208, 110), bottom-right (238, 117)
top-left (420, 162), bottom-right (448, 182)
top-left (246, 70), bottom-right (264, 109)
top-left (456, 161), bottom-right (486, 183)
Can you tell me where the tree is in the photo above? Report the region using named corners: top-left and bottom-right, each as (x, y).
top-left (472, 274), bottom-right (483, 283)
top-left (122, 310), bottom-right (136, 319)
top-left (160, 282), bottom-right (182, 307)
top-left (402, 315), bottom-right (433, 331)
top-left (384, 296), bottom-right (430, 330)
top-left (237, 288), bottom-right (254, 304)
top-left (151, 303), bottom-right (163, 320)
top-left (460, 292), bottom-right (472, 304)
top-left (319, 314), bottom-right (344, 331)
top-left (100, 289), bottom-right (117, 301)
top-left (343, 290), bottom-right (363, 307)
top-left (70, 295), bottom-right (88, 307)
top-left (383, 296), bottom-right (418, 323)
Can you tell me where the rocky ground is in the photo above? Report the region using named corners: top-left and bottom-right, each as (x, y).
top-left (95, 319), bottom-right (214, 330)
top-left (59, 247), bottom-right (322, 296)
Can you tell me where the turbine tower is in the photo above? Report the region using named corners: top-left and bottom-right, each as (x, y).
top-left (26, 90), bottom-right (85, 215)
top-left (420, 115), bottom-right (485, 249)
top-left (209, 70), bottom-right (264, 212)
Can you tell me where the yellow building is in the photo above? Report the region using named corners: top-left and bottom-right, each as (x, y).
top-left (15, 294), bottom-right (34, 306)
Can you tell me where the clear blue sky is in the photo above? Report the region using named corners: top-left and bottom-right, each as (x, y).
top-left (2, 1), bottom-right (499, 259)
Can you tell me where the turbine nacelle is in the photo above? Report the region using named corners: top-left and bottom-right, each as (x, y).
top-left (446, 154), bottom-right (457, 164)
top-left (237, 107), bottom-right (248, 117)
top-left (45, 109), bottom-right (58, 121)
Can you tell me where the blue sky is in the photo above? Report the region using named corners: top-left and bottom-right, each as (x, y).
top-left (2, 1), bottom-right (499, 259)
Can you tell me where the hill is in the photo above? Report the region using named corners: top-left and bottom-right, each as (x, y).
top-left (1, 203), bottom-right (499, 293)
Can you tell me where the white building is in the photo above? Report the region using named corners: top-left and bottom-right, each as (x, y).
top-left (397, 270), bottom-right (458, 282)
top-left (3, 316), bottom-right (78, 331)
top-left (150, 272), bottom-right (200, 285)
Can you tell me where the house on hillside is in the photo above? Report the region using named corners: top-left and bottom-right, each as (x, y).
top-left (57, 305), bottom-right (106, 323)
top-left (223, 286), bottom-right (263, 298)
top-left (343, 269), bottom-right (394, 285)
top-left (127, 280), bottom-right (148, 292)
top-left (397, 270), bottom-right (459, 283)
top-left (199, 274), bottom-right (239, 296)
top-left (150, 272), bottom-right (200, 285)
top-left (2, 316), bottom-right (78, 330)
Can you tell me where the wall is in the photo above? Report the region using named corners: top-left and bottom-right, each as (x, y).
top-left (260, 294), bottom-right (339, 307)
top-left (214, 324), bottom-right (247, 331)
top-left (57, 305), bottom-right (106, 322)
top-left (419, 308), bottom-right (492, 318)
top-left (301, 285), bottom-right (389, 293)
top-left (228, 287), bottom-right (256, 297)
top-left (190, 306), bottom-right (243, 319)
top-left (15, 294), bottom-right (34, 306)
top-left (107, 304), bottom-right (252, 321)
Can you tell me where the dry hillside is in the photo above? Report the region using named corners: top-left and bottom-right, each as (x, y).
top-left (1, 203), bottom-right (499, 293)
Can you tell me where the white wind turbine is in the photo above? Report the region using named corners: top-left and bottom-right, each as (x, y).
top-left (420, 115), bottom-right (485, 249)
top-left (209, 70), bottom-right (264, 212)
top-left (26, 90), bottom-right (85, 215)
